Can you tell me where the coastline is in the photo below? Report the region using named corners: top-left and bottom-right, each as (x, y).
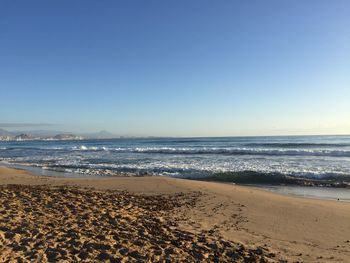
top-left (4, 161), bottom-right (350, 201)
top-left (251, 184), bottom-right (350, 202)
top-left (0, 166), bottom-right (350, 262)
top-left (197, 172), bottom-right (350, 188)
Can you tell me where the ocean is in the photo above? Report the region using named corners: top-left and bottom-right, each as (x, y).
top-left (1, 135), bottom-right (350, 184)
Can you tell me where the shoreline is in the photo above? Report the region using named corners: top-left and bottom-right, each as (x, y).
top-left (3, 162), bottom-right (350, 202)
top-left (3, 160), bottom-right (350, 189)
top-left (197, 172), bottom-right (350, 189)
top-left (1, 166), bottom-right (350, 261)
top-left (251, 184), bottom-right (350, 202)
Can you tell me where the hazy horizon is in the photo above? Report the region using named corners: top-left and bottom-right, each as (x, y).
top-left (1, 1), bottom-right (349, 137)
top-left (1, 125), bottom-right (350, 138)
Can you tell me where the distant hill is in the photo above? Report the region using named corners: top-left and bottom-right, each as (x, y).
top-left (11, 130), bottom-right (67, 137)
top-left (83, 130), bottom-right (117, 139)
top-left (0, 128), bottom-right (117, 141)
top-left (0, 129), bottom-right (11, 136)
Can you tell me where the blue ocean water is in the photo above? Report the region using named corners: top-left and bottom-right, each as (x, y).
top-left (1, 135), bottom-right (350, 181)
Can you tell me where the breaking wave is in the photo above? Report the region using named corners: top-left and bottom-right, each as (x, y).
top-left (23, 145), bottom-right (347, 158)
top-left (66, 146), bottom-right (350, 157)
top-left (1, 136), bottom-right (350, 183)
top-left (129, 147), bottom-right (350, 157)
top-left (244, 143), bottom-right (350, 148)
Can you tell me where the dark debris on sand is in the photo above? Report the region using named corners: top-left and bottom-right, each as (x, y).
top-left (0, 184), bottom-right (284, 262)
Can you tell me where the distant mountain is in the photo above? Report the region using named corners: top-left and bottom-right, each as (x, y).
top-left (11, 130), bottom-right (66, 137)
top-left (0, 129), bottom-right (11, 136)
top-left (83, 130), bottom-right (117, 139)
top-left (0, 128), bottom-right (82, 141)
top-left (0, 128), bottom-right (117, 141)
top-left (16, 129), bottom-right (117, 139)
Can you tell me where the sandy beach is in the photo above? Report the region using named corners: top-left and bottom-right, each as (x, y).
top-left (0, 166), bottom-right (349, 262)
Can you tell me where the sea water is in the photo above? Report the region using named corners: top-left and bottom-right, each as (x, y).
top-left (1, 135), bottom-right (350, 182)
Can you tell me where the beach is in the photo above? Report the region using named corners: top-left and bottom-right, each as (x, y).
top-left (0, 167), bottom-right (349, 262)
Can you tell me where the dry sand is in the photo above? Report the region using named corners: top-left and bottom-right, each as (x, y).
top-left (0, 166), bottom-right (349, 262)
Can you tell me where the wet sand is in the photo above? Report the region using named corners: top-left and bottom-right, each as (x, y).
top-left (0, 167), bottom-right (350, 262)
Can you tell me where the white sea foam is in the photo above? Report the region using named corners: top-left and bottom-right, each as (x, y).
top-left (65, 145), bottom-right (350, 157)
top-left (102, 147), bottom-right (350, 157)
top-left (1, 136), bottom-right (350, 180)
top-left (71, 145), bottom-right (110, 151)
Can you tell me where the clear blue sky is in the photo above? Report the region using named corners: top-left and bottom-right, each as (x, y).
top-left (0, 1), bottom-right (349, 136)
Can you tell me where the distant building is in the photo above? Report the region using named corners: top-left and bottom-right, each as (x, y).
top-left (14, 134), bottom-right (34, 141)
top-left (51, 134), bottom-right (83, 140)
top-left (0, 136), bottom-right (12, 141)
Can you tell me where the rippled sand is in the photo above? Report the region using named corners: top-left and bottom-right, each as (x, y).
top-left (1, 166), bottom-right (350, 262)
top-left (0, 185), bottom-right (279, 262)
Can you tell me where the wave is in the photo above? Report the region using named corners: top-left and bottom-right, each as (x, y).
top-left (105, 147), bottom-right (350, 157)
top-left (3, 146), bottom-right (65, 151)
top-left (192, 171), bottom-right (350, 185)
top-left (1, 145), bottom-right (110, 152)
top-left (5, 159), bottom-right (350, 184)
top-left (3, 144), bottom-right (350, 157)
top-left (244, 143), bottom-right (350, 148)
top-left (71, 145), bottom-right (108, 151)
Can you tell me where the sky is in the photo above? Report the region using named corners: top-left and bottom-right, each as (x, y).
top-left (0, 0), bottom-right (349, 137)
